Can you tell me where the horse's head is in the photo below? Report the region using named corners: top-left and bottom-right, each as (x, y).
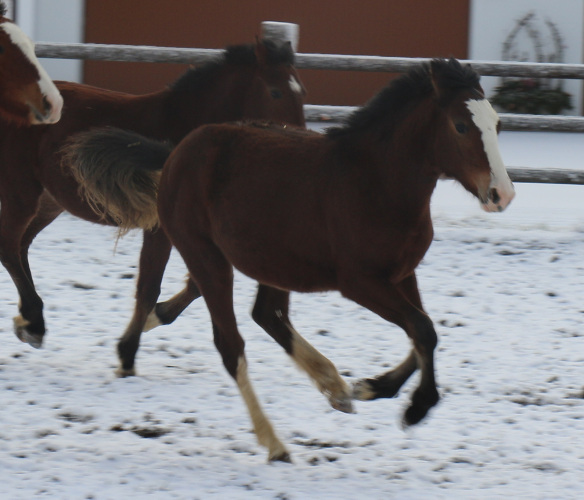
top-left (430, 59), bottom-right (514, 212)
top-left (241, 38), bottom-right (306, 127)
top-left (169, 38), bottom-right (305, 134)
top-left (0, 7), bottom-right (63, 125)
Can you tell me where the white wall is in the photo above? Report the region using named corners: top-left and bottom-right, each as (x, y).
top-left (469, 0), bottom-right (584, 114)
top-left (15, 0), bottom-right (85, 82)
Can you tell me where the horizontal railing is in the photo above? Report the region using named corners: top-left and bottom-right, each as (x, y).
top-left (36, 41), bottom-right (584, 132)
top-left (304, 105), bottom-right (584, 132)
top-left (35, 42), bottom-right (584, 79)
top-left (34, 40), bottom-right (584, 184)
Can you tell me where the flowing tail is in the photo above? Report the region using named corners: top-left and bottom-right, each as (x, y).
top-left (62, 127), bottom-right (173, 234)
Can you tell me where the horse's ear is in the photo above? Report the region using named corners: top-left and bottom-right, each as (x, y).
top-left (254, 36), bottom-right (268, 66)
top-left (430, 59), bottom-right (447, 99)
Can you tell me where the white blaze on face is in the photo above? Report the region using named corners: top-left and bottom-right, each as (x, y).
top-left (289, 75), bottom-right (303, 95)
top-left (466, 98), bottom-right (515, 212)
top-left (1, 21), bottom-right (63, 123)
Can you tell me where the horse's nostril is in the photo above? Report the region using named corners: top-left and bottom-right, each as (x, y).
top-left (490, 188), bottom-right (501, 205)
top-left (42, 96), bottom-right (51, 113)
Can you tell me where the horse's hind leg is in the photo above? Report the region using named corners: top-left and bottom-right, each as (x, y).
top-left (181, 242), bottom-right (289, 462)
top-left (340, 272), bottom-right (439, 427)
top-left (116, 228), bottom-right (173, 376)
top-left (252, 284), bottom-right (353, 413)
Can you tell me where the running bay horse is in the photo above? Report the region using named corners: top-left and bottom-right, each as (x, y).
top-left (0, 1), bottom-right (62, 124)
top-left (69, 58), bottom-right (515, 461)
top-left (0, 38), bottom-right (305, 355)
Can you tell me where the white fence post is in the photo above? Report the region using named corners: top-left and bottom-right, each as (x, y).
top-left (261, 21), bottom-right (299, 52)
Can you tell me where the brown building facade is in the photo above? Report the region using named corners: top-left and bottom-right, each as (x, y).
top-left (84, 0), bottom-right (470, 106)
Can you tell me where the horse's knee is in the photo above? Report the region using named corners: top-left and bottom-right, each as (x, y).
top-left (251, 304), bottom-right (294, 355)
top-left (250, 299), bottom-right (267, 327)
top-left (411, 314), bottom-right (438, 353)
top-left (251, 302), bottom-right (280, 330)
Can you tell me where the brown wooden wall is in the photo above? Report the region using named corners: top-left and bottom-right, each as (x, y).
top-left (84, 0), bottom-right (470, 106)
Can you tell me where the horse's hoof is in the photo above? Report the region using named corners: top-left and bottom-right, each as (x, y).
top-left (402, 406), bottom-right (427, 428)
top-left (352, 379), bottom-right (376, 401)
top-left (115, 366), bottom-right (136, 378)
top-left (401, 400), bottom-right (438, 428)
top-left (268, 450), bottom-right (292, 463)
top-left (13, 317), bottom-right (44, 349)
top-left (329, 394), bottom-right (355, 414)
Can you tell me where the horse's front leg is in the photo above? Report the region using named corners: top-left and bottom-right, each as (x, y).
top-left (353, 273), bottom-right (423, 400)
top-left (251, 284), bottom-right (354, 413)
top-left (341, 272), bottom-right (440, 426)
top-left (116, 228), bottom-right (172, 376)
top-left (145, 277), bottom-right (201, 331)
top-left (0, 188), bottom-right (46, 348)
top-left (20, 190), bottom-right (65, 283)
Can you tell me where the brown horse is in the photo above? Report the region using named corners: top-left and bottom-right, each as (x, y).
top-left (69, 58), bottom-right (515, 461)
top-left (0, 1), bottom-right (62, 124)
top-left (0, 38), bottom-right (305, 358)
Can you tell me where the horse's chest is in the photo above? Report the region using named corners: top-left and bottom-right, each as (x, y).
top-left (401, 227), bottom-right (432, 264)
top-left (387, 222), bottom-right (433, 281)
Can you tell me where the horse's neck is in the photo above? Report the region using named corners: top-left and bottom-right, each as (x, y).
top-left (163, 68), bottom-right (255, 139)
top-left (340, 131), bottom-right (438, 207)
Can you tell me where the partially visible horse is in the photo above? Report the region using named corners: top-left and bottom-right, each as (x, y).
top-left (69, 58), bottom-right (515, 461)
top-left (0, 39), bottom-right (305, 359)
top-left (0, 1), bottom-right (62, 124)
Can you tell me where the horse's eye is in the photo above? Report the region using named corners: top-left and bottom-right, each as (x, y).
top-left (455, 122), bottom-right (468, 134)
top-left (270, 89), bottom-right (283, 99)
top-left (0, 45), bottom-right (4, 55)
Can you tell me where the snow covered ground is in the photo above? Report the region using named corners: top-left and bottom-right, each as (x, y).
top-left (0, 130), bottom-right (583, 499)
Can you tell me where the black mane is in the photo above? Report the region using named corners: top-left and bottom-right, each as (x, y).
top-left (327, 58), bottom-right (481, 139)
top-left (170, 39), bottom-right (294, 94)
top-left (434, 57), bottom-right (481, 91)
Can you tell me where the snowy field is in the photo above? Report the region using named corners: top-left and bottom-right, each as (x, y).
top-left (1, 130), bottom-right (583, 499)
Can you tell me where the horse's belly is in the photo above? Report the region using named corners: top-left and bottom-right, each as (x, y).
top-left (220, 238), bottom-right (336, 293)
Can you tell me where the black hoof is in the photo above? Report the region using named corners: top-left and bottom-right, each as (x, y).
top-left (402, 391), bottom-right (440, 428)
top-left (402, 404), bottom-right (431, 427)
top-left (268, 451), bottom-right (292, 463)
top-left (117, 343), bottom-right (138, 376)
top-left (115, 366), bottom-right (136, 378)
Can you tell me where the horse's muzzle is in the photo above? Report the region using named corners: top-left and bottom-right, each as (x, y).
top-left (29, 92), bottom-right (63, 125)
top-left (481, 182), bottom-right (515, 213)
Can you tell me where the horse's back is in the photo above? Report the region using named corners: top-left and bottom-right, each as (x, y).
top-left (162, 122), bottom-right (326, 209)
top-left (158, 122), bottom-right (339, 291)
top-left (56, 80), bottom-right (136, 101)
